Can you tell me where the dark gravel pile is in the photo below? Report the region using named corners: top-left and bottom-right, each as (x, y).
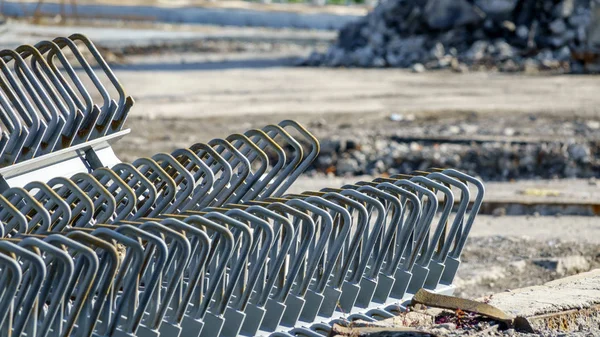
top-left (303, 0), bottom-right (600, 73)
top-left (303, 137), bottom-right (600, 181)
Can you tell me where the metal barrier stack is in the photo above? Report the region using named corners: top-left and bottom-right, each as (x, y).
top-left (0, 34), bottom-right (485, 337)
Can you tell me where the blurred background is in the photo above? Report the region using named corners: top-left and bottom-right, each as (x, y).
top-left (1, 0), bottom-right (600, 299)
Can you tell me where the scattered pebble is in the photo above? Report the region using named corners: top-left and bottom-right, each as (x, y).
top-left (412, 63), bottom-right (426, 73)
top-left (309, 136), bottom-right (599, 180)
top-left (493, 208), bottom-right (507, 217)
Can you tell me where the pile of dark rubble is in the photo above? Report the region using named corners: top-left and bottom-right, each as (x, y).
top-left (302, 0), bottom-right (599, 73)
top-left (305, 137), bottom-right (600, 180)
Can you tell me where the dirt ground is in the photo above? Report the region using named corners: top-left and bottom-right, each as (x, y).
top-left (108, 62), bottom-right (600, 300)
top-left (117, 68), bottom-right (600, 120)
top-left (103, 42), bottom-right (600, 161)
top-left (82, 24), bottom-right (600, 300)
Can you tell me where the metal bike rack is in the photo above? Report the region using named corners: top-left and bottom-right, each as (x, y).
top-left (0, 34), bottom-right (485, 337)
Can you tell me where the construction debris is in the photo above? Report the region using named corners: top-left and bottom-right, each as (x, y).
top-left (313, 136), bottom-right (599, 180)
top-left (488, 269), bottom-right (600, 333)
top-left (411, 289), bottom-right (523, 329)
top-left (303, 0), bottom-right (600, 73)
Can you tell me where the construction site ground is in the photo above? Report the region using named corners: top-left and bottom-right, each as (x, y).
top-left (106, 35), bottom-right (600, 304)
top-left (3, 19), bottom-right (600, 323)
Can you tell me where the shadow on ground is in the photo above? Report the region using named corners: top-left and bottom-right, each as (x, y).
top-left (113, 56), bottom-right (302, 71)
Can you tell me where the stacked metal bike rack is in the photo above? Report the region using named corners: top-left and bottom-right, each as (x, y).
top-left (0, 34), bottom-right (485, 337)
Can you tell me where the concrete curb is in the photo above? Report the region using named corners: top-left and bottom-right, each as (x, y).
top-left (488, 269), bottom-right (600, 331)
top-left (1, 0), bottom-right (362, 29)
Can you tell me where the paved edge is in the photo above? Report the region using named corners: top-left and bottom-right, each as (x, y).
top-left (488, 269), bottom-right (600, 332)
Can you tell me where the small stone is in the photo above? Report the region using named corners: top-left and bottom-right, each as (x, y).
top-left (516, 25), bottom-right (529, 40)
top-left (475, 0), bottom-right (518, 16)
top-left (555, 46), bottom-right (571, 61)
top-left (374, 159), bottom-right (386, 173)
top-left (586, 120), bottom-right (600, 130)
top-left (436, 55), bottom-right (453, 68)
top-left (500, 59), bottom-right (519, 72)
top-left (492, 207), bottom-right (506, 217)
top-left (549, 29), bottom-right (577, 48)
top-left (316, 155), bottom-right (334, 169)
top-left (436, 322), bottom-right (457, 330)
top-left (412, 63), bottom-right (426, 73)
top-left (320, 139), bottom-right (341, 154)
top-left (505, 328), bottom-right (515, 336)
top-left (389, 114), bottom-right (404, 122)
top-left (336, 157), bottom-right (359, 175)
top-left (452, 61), bottom-right (469, 73)
top-left (465, 40), bottom-right (488, 61)
top-left (568, 143), bottom-right (590, 163)
top-left (554, 0), bottom-right (575, 18)
top-left (424, 0), bottom-right (484, 30)
top-left (537, 49), bottom-right (559, 67)
top-left (385, 52), bottom-right (403, 67)
top-left (495, 40), bottom-right (515, 59)
top-left (550, 19), bottom-right (568, 35)
top-left (502, 20), bottom-right (516, 32)
top-left (447, 125), bottom-right (461, 135)
top-left (372, 57), bottom-right (386, 67)
top-left (588, 177), bottom-right (598, 186)
top-left (354, 47), bottom-right (375, 67)
top-left (503, 127), bottom-right (515, 136)
top-left (430, 42), bottom-right (445, 60)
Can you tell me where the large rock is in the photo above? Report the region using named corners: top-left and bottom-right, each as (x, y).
top-left (554, 0), bottom-right (576, 18)
top-left (550, 18), bottom-right (568, 34)
top-left (475, 0), bottom-right (518, 16)
top-left (424, 0), bottom-right (484, 30)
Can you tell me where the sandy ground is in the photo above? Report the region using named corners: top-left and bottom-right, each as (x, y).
top-left (116, 67), bottom-right (600, 120)
top-left (104, 38), bottom-right (600, 300)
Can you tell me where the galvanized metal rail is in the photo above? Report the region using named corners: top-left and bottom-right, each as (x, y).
top-left (0, 34), bottom-right (485, 337)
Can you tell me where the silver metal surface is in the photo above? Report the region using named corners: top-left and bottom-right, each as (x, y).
top-left (0, 34), bottom-right (485, 337)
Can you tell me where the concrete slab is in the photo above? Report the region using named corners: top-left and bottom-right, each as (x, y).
top-left (488, 269), bottom-right (600, 331)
